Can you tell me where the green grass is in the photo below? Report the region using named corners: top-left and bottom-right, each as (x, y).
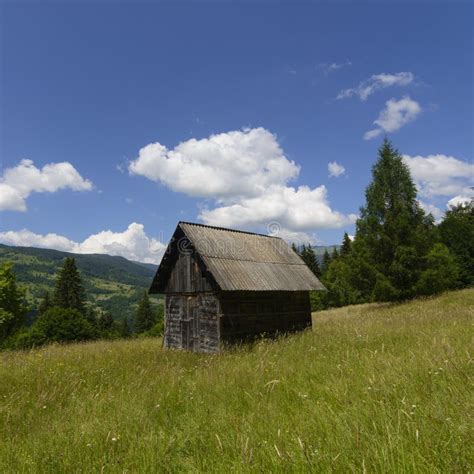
top-left (1, 290), bottom-right (473, 472)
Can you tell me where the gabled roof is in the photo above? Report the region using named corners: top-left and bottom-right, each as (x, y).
top-left (150, 222), bottom-right (325, 292)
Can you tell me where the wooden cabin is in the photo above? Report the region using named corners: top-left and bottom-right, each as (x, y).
top-left (149, 222), bottom-right (325, 353)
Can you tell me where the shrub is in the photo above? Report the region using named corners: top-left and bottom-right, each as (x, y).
top-left (417, 243), bottom-right (459, 296)
top-left (29, 307), bottom-right (98, 344)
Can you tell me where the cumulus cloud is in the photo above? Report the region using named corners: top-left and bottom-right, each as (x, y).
top-left (130, 128), bottom-right (356, 234)
top-left (328, 161), bottom-right (345, 177)
top-left (199, 184), bottom-right (357, 231)
top-left (0, 159), bottom-right (93, 212)
top-left (129, 128), bottom-right (299, 201)
top-left (447, 195), bottom-right (472, 208)
top-left (337, 72), bottom-right (414, 100)
top-left (364, 96), bottom-right (421, 140)
top-left (403, 154), bottom-right (473, 198)
top-left (0, 223), bottom-right (166, 264)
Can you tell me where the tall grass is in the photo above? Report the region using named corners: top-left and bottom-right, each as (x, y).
top-left (1, 290), bottom-right (473, 472)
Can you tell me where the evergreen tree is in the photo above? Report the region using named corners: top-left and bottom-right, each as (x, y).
top-left (0, 263), bottom-right (27, 341)
top-left (323, 259), bottom-right (361, 308)
top-left (85, 306), bottom-right (98, 327)
top-left (120, 317), bottom-right (131, 338)
top-left (438, 201), bottom-right (473, 286)
top-left (53, 257), bottom-right (86, 313)
top-left (352, 139), bottom-right (436, 300)
top-left (332, 247), bottom-right (339, 260)
top-left (300, 243), bottom-right (322, 277)
top-left (134, 291), bottom-right (155, 333)
top-left (322, 249), bottom-right (332, 274)
top-left (340, 232), bottom-right (352, 258)
top-left (98, 311), bottom-right (114, 332)
top-left (38, 291), bottom-right (52, 316)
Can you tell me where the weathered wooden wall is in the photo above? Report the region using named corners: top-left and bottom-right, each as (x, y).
top-left (164, 250), bottom-right (215, 293)
top-left (219, 291), bottom-right (312, 343)
top-left (164, 294), bottom-right (220, 353)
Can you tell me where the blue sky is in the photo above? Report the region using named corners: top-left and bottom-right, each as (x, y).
top-left (1, 2), bottom-right (472, 263)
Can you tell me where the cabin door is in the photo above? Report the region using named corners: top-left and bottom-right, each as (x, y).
top-left (182, 296), bottom-right (199, 350)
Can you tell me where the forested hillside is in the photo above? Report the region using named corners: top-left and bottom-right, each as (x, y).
top-left (0, 244), bottom-right (159, 320)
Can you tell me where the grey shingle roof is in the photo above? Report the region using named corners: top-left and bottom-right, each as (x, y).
top-left (152, 222), bottom-right (325, 292)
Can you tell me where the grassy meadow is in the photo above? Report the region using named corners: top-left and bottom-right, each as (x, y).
top-left (1, 289), bottom-right (473, 472)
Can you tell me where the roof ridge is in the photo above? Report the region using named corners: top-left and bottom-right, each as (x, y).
top-left (199, 255), bottom-right (305, 265)
top-left (178, 221), bottom-right (282, 239)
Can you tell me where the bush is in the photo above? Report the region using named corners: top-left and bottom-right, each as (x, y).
top-left (7, 307), bottom-right (99, 349)
top-left (417, 243), bottom-right (459, 296)
top-left (372, 273), bottom-right (397, 302)
top-left (323, 260), bottom-right (361, 308)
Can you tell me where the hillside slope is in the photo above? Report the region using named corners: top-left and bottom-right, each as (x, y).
top-left (0, 244), bottom-right (159, 320)
top-left (0, 289), bottom-right (472, 472)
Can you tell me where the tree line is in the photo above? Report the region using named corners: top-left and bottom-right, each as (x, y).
top-left (0, 257), bottom-right (163, 350)
top-left (295, 139), bottom-right (473, 309)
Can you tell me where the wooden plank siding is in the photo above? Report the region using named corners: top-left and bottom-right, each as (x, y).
top-left (219, 291), bottom-right (312, 343)
top-left (164, 250), bottom-right (215, 294)
top-left (164, 294), bottom-right (220, 353)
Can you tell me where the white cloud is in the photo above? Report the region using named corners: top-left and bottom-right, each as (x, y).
top-left (403, 154), bottom-right (473, 198)
top-left (130, 128), bottom-right (356, 234)
top-left (0, 159), bottom-right (93, 212)
top-left (328, 161), bottom-right (345, 177)
top-left (337, 72), bottom-right (414, 100)
top-left (129, 128), bottom-right (299, 201)
top-left (267, 227), bottom-right (319, 246)
top-left (0, 229), bottom-right (78, 252)
top-left (364, 96), bottom-right (421, 140)
top-left (447, 195), bottom-right (471, 208)
top-left (199, 184), bottom-right (357, 231)
top-left (318, 60), bottom-right (352, 75)
top-left (0, 223), bottom-right (166, 264)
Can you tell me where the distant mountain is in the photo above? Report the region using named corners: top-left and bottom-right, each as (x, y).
top-left (0, 244), bottom-right (160, 321)
top-left (313, 245), bottom-right (340, 257)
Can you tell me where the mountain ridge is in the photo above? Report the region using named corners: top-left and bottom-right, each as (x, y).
top-left (0, 244), bottom-right (159, 320)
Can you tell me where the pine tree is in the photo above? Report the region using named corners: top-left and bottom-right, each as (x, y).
top-left (300, 244), bottom-right (322, 277)
top-left (38, 291), bottom-right (52, 316)
top-left (53, 258), bottom-right (86, 313)
top-left (134, 291), bottom-right (155, 333)
top-left (438, 201), bottom-right (473, 286)
top-left (353, 139), bottom-right (436, 300)
top-left (0, 263), bottom-right (27, 341)
top-left (120, 317), bottom-right (131, 338)
top-left (98, 311), bottom-right (114, 332)
top-left (323, 259), bottom-right (361, 308)
top-left (340, 233), bottom-right (352, 258)
top-left (332, 247), bottom-right (339, 260)
top-left (322, 249), bottom-right (332, 274)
